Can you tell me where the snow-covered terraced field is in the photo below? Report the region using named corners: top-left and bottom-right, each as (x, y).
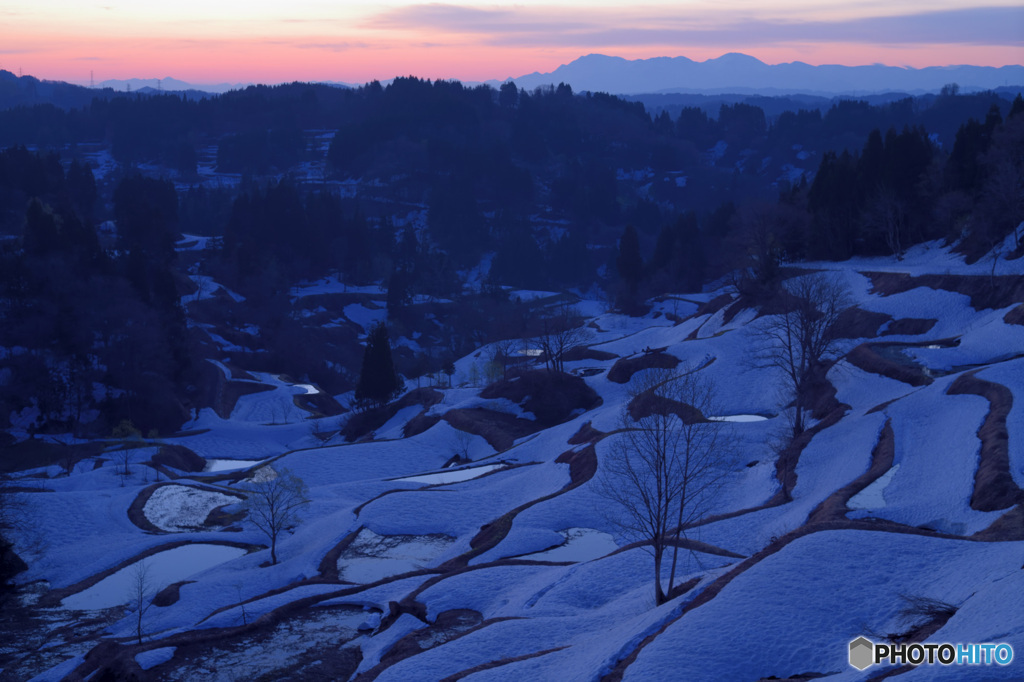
top-left (5, 239), bottom-right (1024, 681)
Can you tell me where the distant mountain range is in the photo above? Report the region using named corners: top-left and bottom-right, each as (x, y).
top-left (97, 77), bottom-right (358, 94)
top-left (2, 52), bottom-right (1022, 112)
top-left (504, 53), bottom-right (1024, 96)
top-left (97, 77), bottom-right (247, 94)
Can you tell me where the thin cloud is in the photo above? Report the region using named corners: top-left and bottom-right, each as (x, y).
top-left (292, 42), bottom-right (369, 52)
top-left (367, 4), bottom-right (589, 34)
top-left (370, 4), bottom-right (1022, 48)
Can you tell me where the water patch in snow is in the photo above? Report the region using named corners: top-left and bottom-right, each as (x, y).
top-left (709, 414), bottom-right (769, 422)
top-left (337, 529), bottom-right (454, 583)
top-left (204, 458), bottom-right (265, 473)
top-left (849, 464), bottom-right (901, 510)
top-left (143, 485), bottom-right (242, 532)
top-left (62, 544), bottom-right (247, 610)
top-left (517, 528), bottom-right (619, 563)
top-left (393, 463), bottom-right (505, 485)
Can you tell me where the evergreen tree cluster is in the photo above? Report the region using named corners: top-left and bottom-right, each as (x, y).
top-left (354, 322), bottom-right (402, 410)
top-left (0, 157), bottom-right (194, 436)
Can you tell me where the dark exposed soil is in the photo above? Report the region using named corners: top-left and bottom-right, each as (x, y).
top-left (151, 444), bottom-right (205, 473)
top-left (480, 370), bottom-right (602, 427)
top-left (807, 420), bottom-right (895, 524)
top-left (152, 580), bottom-right (194, 607)
top-left (627, 391), bottom-right (706, 424)
top-left (567, 421), bottom-right (605, 445)
top-left (1005, 303), bottom-right (1024, 326)
top-left (832, 307), bottom-right (893, 339)
top-left (607, 351), bottom-right (681, 384)
top-left (402, 413), bottom-right (442, 438)
top-left (561, 346), bottom-right (619, 362)
top-left (882, 318), bottom-right (938, 336)
top-left (342, 388), bottom-right (444, 442)
top-left (846, 344), bottom-right (933, 387)
top-left (441, 408), bottom-right (541, 452)
top-left (863, 271), bottom-right (1024, 311)
top-left (947, 373), bottom-right (1023, 516)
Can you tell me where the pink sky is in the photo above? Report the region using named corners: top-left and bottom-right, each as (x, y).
top-left (3, 2), bottom-right (1022, 85)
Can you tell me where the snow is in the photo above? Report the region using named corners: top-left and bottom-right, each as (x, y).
top-left (392, 463), bottom-right (506, 486)
top-left (708, 414), bottom-right (769, 422)
top-left (135, 647), bottom-right (176, 671)
top-left (515, 528), bottom-right (619, 563)
top-left (625, 531), bottom-right (1024, 681)
top-left (143, 485), bottom-right (242, 532)
top-left (344, 303), bottom-right (388, 333)
top-left (12, 238), bottom-right (1024, 680)
top-left (204, 458), bottom-right (265, 472)
top-left (61, 544), bottom-right (248, 610)
top-left (849, 463), bottom-right (900, 510)
top-left (337, 528), bottom-right (455, 583)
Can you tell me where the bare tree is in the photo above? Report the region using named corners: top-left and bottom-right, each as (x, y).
top-left (863, 186), bottom-right (907, 260)
top-left (599, 367), bottom-right (728, 606)
top-left (241, 467), bottom-right (310, 565)
top-left (490, 338), bottom-right (520, 380)
top-left (234, 582), bottom-right (249, 626)
top-left (129, 561), bottom-right (153, 644)
top-left (755, 273), bottom-right (850, 437)
top-left (449, 429), bottom-right (474, 464)
top-left (112, 419), bottom-right (142, 485)
top-left (535, 300), bottom-right (590, 374)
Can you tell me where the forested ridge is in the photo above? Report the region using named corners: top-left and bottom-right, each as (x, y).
top-left (0, 74), bottom-right (1021, 438)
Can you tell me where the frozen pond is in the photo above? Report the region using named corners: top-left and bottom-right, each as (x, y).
top-left (393, 464), bottom-right (505, 486)
top-left (849, 464), bottom-right (901, 510)
top-left (517, 528), bottom-right (619, 563)
top-left (144, 485), bottom-right (242, 532)
top-left (62, 544), bottom-right (247, 610)
top-left (204, 458), bottom-right (265, 472)
top-left (337, 529), bottom-right (454, 583)
top-left (708, 414), bottom-right (769, 422)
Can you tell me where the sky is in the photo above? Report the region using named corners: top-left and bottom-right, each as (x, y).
top-left (2, 1), bottom-right (1022, 86)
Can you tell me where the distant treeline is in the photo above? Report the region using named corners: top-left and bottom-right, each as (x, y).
top-left (1, 77), bottom-right (1022, 435)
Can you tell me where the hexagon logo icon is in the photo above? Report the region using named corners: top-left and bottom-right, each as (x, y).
top-left (849, 637), bottom-right (874, 671)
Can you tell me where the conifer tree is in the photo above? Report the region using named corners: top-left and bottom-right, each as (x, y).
top-left (615, 224), bottom-right (644, 312)
top-left (355, 322), bottom-right (402, 409)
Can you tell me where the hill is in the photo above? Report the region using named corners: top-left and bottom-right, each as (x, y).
top-left (2, 237), bottom-right (1023, 679)
top-left (511, 53), bottom-right (1024, 96)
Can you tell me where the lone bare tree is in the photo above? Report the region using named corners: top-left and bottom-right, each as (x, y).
top-left (756, 273), bottom-right (850, 437)
top-left (242, 467), bottom-right (310, 565)
top-left (599, 367), bottom-right (727, 605)
top-left (112, 419), bottom-right (143, 484)
top-left (129, 561), bottom-right (153, 644)
top-left (535, 300), bottom-right (590, 373)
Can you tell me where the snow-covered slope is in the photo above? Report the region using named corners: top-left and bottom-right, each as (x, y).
top-left (5, 240), bottom-right (1024, 681)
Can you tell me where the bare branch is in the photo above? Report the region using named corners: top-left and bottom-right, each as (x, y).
top-left (753, 273), bottom-right (850, 437)
top-left (241, 467), bottom-right (310, 565)
top-left (598, 367), bottom-right (730, 605)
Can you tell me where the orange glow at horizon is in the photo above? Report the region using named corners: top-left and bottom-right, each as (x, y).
top-left (3, 2), bottom-right (1021, 85)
